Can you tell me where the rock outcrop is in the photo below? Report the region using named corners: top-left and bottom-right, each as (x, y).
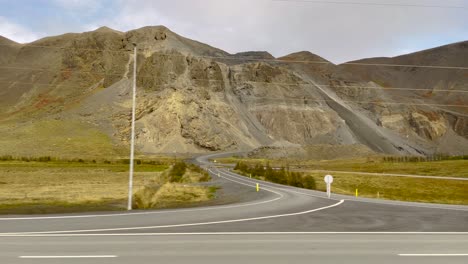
top-left (0, 26), bottom-right (466, 156)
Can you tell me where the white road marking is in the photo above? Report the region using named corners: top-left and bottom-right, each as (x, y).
top-left (19, 255), bottom-right (117, 258)
top-left (0, 169), bottom-right (283, 221)
top-left (399, 254), bottom-right (468, 257)
top-left (222, 168), bottom-right (468, 212)
top-left (0, 200), bottom-right (344, 235)
top-left (1, 232), bottom-right (467, 237)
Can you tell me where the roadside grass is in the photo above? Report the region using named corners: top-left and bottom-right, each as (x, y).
top-left (0, 160), bottom-right (217, 214)
top-left (0, 119), bottom-right (126, 158)
top-left (133, 163), bottom-right (213, 209)
top-left (305, 171), bottom-right (468, 205)
top-left (304, 159), bottom-right (468, 178)
top-left (220, 157), bottom-right (468, 205)
top-left (216, 157), bottom-right (468, 178)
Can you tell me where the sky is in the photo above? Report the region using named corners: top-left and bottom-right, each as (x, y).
top-left (0, 0), bottom-right (467, 63)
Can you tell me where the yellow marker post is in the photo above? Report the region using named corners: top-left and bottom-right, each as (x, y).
top-left (256, 183), bottom-right (259, 192)
top-left (355, 189), bottom-right (358, 197)
top-left (217, 173), bottom-right (220, 177)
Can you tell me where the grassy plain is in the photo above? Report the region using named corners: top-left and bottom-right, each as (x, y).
top-left (307, 171), bottom-right (468, 205)
top-left (0, 160), bottom-right (215, 214)
top-left (217, 157), bottom-right (468, 178)
top-left (0, 119), bottom-right (126, 158)
top-left (222, 157), bottom-right (468, 205)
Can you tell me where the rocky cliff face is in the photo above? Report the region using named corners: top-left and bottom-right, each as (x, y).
top-left (0, 26), bottom-right (466, 157)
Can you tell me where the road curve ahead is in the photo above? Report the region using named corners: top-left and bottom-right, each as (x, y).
top-left (0, 152), bottom-right (467, 263)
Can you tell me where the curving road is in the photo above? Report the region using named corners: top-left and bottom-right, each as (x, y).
top-left (0, 152), bottom-right (467, 263)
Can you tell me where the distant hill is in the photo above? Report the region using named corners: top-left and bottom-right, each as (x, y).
top-left (0, 26), bottom-right (466, 157)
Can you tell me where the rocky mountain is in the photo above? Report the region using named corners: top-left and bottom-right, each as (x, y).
top-left (0, 26), bottom-right (466, 158)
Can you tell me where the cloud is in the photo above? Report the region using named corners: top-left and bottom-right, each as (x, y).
top-left (3, 0), bottom-right (468, 62)
top-left (0, 16), bottom-right (42, 43)
top-left (86, 0), bottom-right (468, 63)
top-left (52, 0), bottom-right (101, 11)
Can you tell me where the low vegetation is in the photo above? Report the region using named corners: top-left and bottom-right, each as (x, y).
top-left (229, 157), bottom-right (467, 205)
top-left (217, 156), bottom-right (468, 178)
top-left (0, 158), bottom-right (215, 214)
top-left (0, 119), bottom-right (126, 158)
top-left (305, 171), bottom-right (468, 205)
top-left (133, 162), bottom-right (213, 209)
top-left (234, 162), bottom-right (316, 190)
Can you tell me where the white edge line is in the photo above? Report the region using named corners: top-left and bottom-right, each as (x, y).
top-left (3, 232), bottom-right (468, 237)
top-left (347, 198), bottom-right (468, 212)
top-left (0, 200), bottom-right (344, 235)
top-left (398, 254), bottom-right (468, 257)
top-left (19, 255), bottom-right (117, 258)
top-left (222, 168), bottom-right (468, 212)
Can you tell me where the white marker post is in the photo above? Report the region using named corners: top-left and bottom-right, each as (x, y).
top-left (324, 175), bottom-right (334, 199)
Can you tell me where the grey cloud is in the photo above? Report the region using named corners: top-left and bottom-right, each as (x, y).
top-left (90, 0), bottom-right (468, 63)
top-left (32, 0), bottom-right (468, 63)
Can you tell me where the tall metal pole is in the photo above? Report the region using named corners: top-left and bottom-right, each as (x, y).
top-left (127, 45), bottom-right (137, 210)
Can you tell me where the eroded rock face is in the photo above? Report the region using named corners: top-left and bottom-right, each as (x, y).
top-left (409, 111), bottom-right (447, 140)
top-left (381, 114), bottom-right (407, 134)
top-left (1, 26), bottom-right (466, 156)
top-left (132, 90), bottom-right (243, 152)
top-left (252, 105), bottom-right (341, 144)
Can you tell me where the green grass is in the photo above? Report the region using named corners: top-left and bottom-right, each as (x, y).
top-left (0, 200), bottom-right (125, 215)
top-left (220, 156), bottom-right (468, 205)
top-left (0, 160), bottom-right (218, 214)
top-left (305, 159), bottom-right (468, 178)
top-left (0, 119), bottom-right (126, 158)
top-left (216, 157), bottom-right (468, 178)
top-left (305, 171), bottom-right (468, 205)
top-left (0, 161), bottom-right (168, 214)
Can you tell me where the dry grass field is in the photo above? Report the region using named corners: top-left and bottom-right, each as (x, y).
top-left (305, 171), bottom-right (468, 205)
top-left (0, 160), bottom-right (214, 214)
top-left (224, 157), bottom-right (468, 205)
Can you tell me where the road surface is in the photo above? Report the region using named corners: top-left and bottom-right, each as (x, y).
top-left (0, 152), bottom-right (466, 263)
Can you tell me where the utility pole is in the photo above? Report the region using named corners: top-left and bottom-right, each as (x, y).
top-left (127, 44), bottom-right (137, 210)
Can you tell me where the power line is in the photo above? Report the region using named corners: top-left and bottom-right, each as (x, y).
top-left (1, 76), bottom-right (467, 94)
top-left (0, 83), bottom-right (465, 109)
top-left (243, 97), bottom-right (468, 108)
top-left (2, 63), bottom-right (468, 81)
top-left (272, 0), bottom-right (468, 9)
top-left (245, 81), bottom-right (468, 93)
top-left (1, 43), bottom-right (467, 70)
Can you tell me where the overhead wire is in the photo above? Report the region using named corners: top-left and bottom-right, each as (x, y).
top-left (271, 0), bottom-right (468, 9)
top-left (0, 81), bottom-right (465, 109)
top-left (1, 43), bottom-right (467, 70)
top-left (1, 79), bottom-right (467, 94)
top-left (1, 43), bottom-right (466, 109)
top-left (241, 97), bottom-right (468, 108)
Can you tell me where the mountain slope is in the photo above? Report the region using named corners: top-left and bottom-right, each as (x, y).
top-left (339, 41), bottom-right (468, 142)
top-left (0, 26), bottom-right (466, 157)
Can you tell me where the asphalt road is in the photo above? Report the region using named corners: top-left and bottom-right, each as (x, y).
top-left (0, 152), bottom-right (467, 263)
top-left (1, 234), bottom-right (467, 264)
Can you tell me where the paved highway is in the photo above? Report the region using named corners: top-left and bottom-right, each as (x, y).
top-left (1, 234), bottom-right (467, 264)
top-left (0, 152), bottom-right (466, 263)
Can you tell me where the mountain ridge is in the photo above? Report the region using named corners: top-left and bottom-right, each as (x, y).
top-left (0, 26), bottom-right (466, 157)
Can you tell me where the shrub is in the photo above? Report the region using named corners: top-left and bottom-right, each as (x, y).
top-left (187, 164), bottom-right (210, 182)
top-left (0, 155), bottom-right (13, 161)
top-left (302, 175), bottom-right (316, 190)
top-left (168, 162), bottom-right (187, 182)
top-left (234, 162), bottom-right (315, 190)
top-left (37, 156), bottom-right (52, 162)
